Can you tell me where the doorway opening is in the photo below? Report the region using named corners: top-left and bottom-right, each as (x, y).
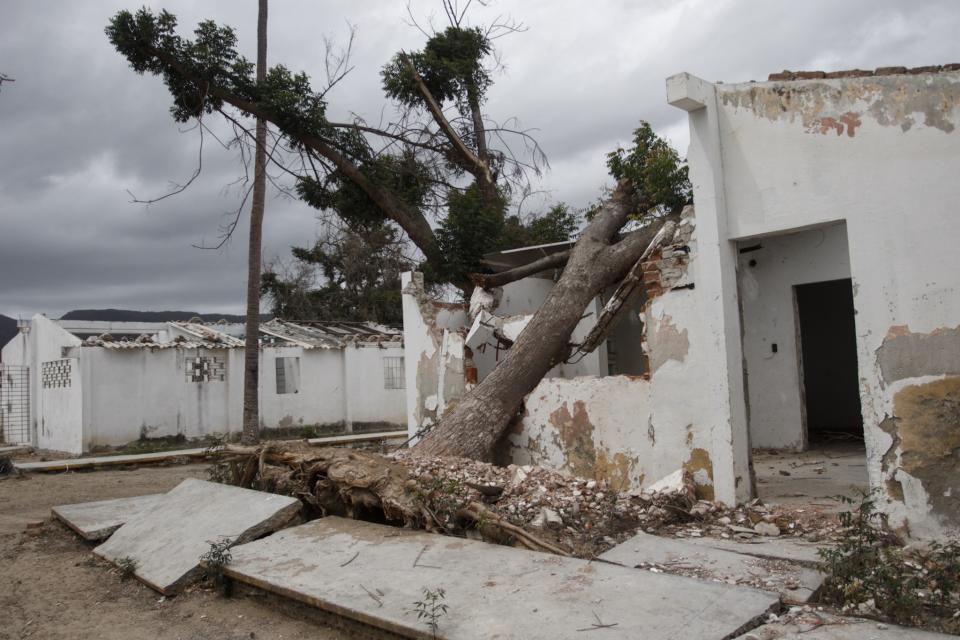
top-left (794, 278), bottom-right (863, 445)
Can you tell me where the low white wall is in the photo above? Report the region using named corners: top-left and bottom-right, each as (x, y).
top-left (81, 347), bottom-right (233, 448)
top-left (738, 223), bottom-right (852, 450)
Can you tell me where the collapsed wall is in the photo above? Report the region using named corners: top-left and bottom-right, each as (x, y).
top-left (499, 207), bottom-right (730, 499)
top-left (401, 207), bottom-right (747, 504)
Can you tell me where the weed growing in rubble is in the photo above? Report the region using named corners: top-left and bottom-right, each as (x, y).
top-left (413, 587), bottom-right (449, 638)
top-left (412, 475), bottom-right (469, 532)
top-left (818, 494), bottom-right (960, 633)
top-left (200, 538), bottom-right (234, 596)
top-left (116, 556), bottom-right (138, 580)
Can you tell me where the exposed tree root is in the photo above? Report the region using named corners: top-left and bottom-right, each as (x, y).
top-left (212, 443), bottom-right (569, 556)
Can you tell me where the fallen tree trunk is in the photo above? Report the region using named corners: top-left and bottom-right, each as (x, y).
top-left (414, 183), bottom-right (675, 460)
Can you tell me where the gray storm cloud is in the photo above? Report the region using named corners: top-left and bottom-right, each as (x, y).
top-left (2, 0), bottom-right (957, 317)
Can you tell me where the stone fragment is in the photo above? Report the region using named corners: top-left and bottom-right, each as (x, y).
top-left (754, 522), bottom-right (781, 537)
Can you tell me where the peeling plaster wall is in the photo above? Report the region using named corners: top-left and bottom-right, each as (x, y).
top-left (401, 272), bottom-right (469, 442)
top-left (738, 224), bottom-right (852, 450)
top-left (675, 70), bottom-right (960, 534)
top-left (504, 209), bottom-right (744, 503)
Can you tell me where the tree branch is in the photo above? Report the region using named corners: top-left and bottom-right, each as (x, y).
top-left (470, 250), bottom-right (569, 288)
top-left (400, 52), bottom-right (494, 190)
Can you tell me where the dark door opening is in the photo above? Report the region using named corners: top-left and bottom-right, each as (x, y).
top-left (795, 278), bottom-right (863, 444)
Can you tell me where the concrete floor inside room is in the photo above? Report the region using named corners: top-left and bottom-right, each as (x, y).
top-left (752, 442), bottom-right (868, 513)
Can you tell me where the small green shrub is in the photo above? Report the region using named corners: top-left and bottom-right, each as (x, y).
top-left (200, 538), bottom-right (234, 596)
top-left (116, 556), bottom-right (138, 580)
top-left (413, 586), bottom-right (449, 639)
top-left (818, 495), bottom-right (960, 632)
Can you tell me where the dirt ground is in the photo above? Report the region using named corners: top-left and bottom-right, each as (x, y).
top-left (0, 462), bottom-right (368, 640)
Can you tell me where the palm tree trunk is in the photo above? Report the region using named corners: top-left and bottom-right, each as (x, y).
top-left (241, 0), bottom-right (268, 445)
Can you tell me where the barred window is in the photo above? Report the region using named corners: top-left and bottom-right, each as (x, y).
top-left (383, 356), bottom-right (405, 389)
top-left (275, 357), bottom-right (300, 394)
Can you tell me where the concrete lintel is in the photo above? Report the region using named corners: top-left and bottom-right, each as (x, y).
top-left (666, 73), bottom-right (712, 112)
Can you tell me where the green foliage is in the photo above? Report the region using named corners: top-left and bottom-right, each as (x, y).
top-left (500, 203), bottom-right (580, 250)
top-left (200, 537), bottom-right (234, 596)
top-left (434, 183), bottom-right (507, 285)
top-left (261, 224), bottom-right (409, 323)
top-left (605, 121), bottom-right (691, 220)
top-left (296, 152), bottom-right (432, 234)
top-left (107, 9), bottom-right (356, 148)
top-left (413, 586), bottom-right (449, 639)
top-left (383, 26), bottom-right (492, 114)
top-left (433, 186), bottom-right (580, 286)
top-left (116, 556), bottom-right (139, 580)
top-left (818, 495), bottom-right (960, 632)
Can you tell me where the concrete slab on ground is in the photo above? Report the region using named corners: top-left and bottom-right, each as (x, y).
top-left (94, 478), bottom-right (300, 595)
top-left (15, 448), bottom-right (214, 472)
top-left (0, 445), bottom-right (28, 455)
top-left (738, 620), bottom-right (955, 639)
top-left (680, 534), bottom-right (826, 566)
top-left (224, 516), bottom-right (779, 640)
top-left (52, 493), bottom-right (165, 541)
top-left (600, 530), bottom-right (822, 602)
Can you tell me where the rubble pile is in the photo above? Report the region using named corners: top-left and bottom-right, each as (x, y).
top-left (399, 453), bottom-right (845, 558)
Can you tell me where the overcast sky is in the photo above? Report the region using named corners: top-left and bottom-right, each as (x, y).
top-left (2, 0), bottom-right (957, 319)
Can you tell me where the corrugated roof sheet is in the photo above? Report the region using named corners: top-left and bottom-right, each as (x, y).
top-left (260, 320), bottom-right (401, 349)
top-left (80, 320), bottom-right (401, 350)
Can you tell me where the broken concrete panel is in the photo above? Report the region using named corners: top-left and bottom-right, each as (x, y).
top-left (225, 516), bottom-right (779, 640)
top-left (52, 493), bottom-right (164, 541)
top-left (93, 478), bottom-right (300, 595)
top-left (877, 325), bottom-right (960, 384)
top-left (600, 530), bottom-right (823, 601)
top-left (889, 376), bottom-right (960, 523)
top-left (681, 535), bottom-right (826, 566)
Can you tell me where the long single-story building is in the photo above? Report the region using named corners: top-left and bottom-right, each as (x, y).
top-left (0, 315), bottom-right (406, 453)
top-left (403, 64), bottom-right (960, 538)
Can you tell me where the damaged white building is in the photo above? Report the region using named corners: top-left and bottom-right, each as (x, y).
top-left (1, 316), bottom-right (406, 453)
top-left (403, 65), bottom-right (960, 537)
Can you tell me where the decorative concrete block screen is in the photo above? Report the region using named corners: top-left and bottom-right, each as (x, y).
top-left (275, 356), bottom-right (300, 394)
top-left (185, 355), bottom-right (225, 383)
top-left (42, 359), bottom-right (72, 389)
top-left (383, 356), bottom-right (405, 389)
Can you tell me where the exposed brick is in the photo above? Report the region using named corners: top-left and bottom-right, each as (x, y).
top-left (943, 63), bottom-right (960, 71)
top-left (825, 69), bottom-right (874, 79)
top-left (908, 65), bottom-right (943, 74)
top-left (768, 71), bottom-right (795, 81)
top-left (875, 66), bottom-right (908, 76)
top-left (794, 71), bottom-right (826, 80)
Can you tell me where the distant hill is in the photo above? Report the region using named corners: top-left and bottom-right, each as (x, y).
top-left (0, 314), bottom-right (17, 352)
top-left (60, 309), bottom-right (272, 323)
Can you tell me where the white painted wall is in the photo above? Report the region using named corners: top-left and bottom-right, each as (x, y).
top-left (344, 344), bottom-right (407, 427)
top-left (401, 271), bottom-right (469, 441)
top-left (38, 358), bottom-right (83, 452)
top-left (738, 224), bottom-right (852, 450)
top-left (80, 347), bottom-right (233, 448)
top-left (259, 346), bottom-right (345, 430)
top-left (505, 209), bottom-right (747, 503)
top-left (671, 69), bottom-right (960, 534)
